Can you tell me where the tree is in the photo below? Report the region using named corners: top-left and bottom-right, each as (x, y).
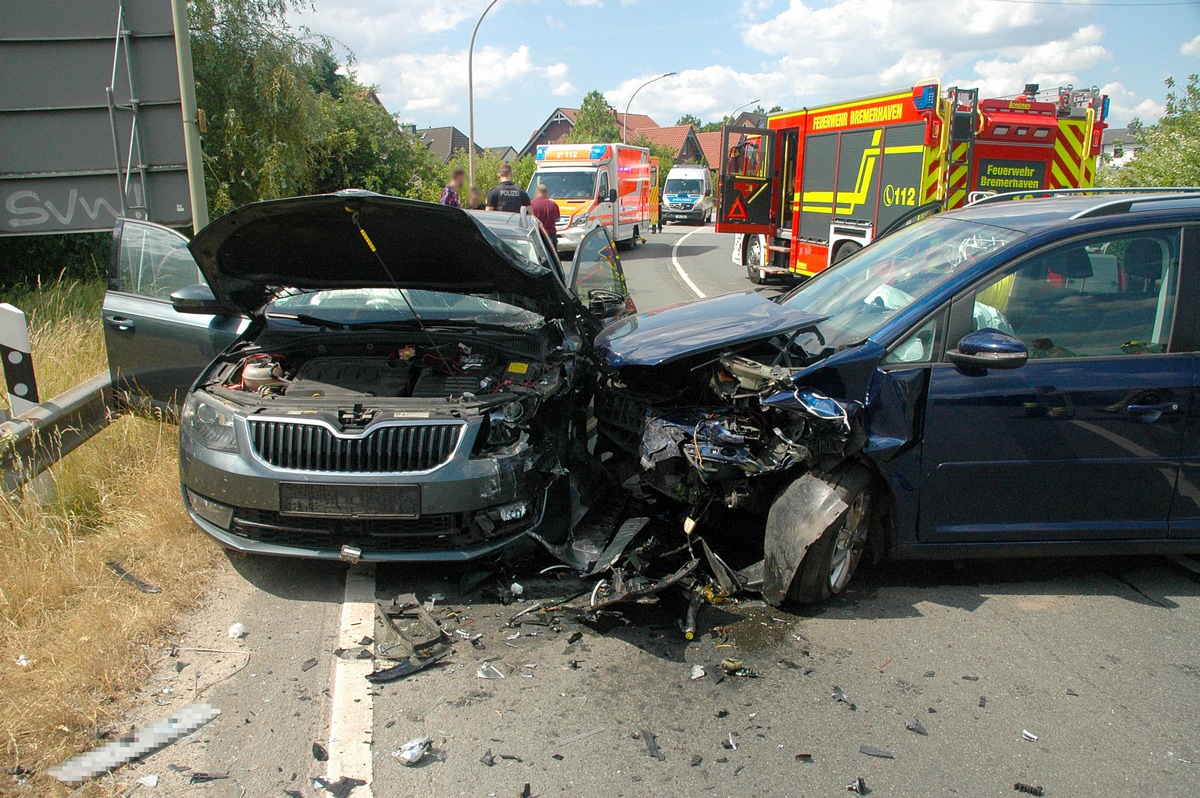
top-left (1097, 74), bottom-right (1200, 188)
top-left (565, 90), bottom-right (622, 143)
top-left (676, 114), bottom-right (702, 129)
top-left (442, 149), bottom-right (537, 199)
top-left (631, 134), bottom-right (682, 188)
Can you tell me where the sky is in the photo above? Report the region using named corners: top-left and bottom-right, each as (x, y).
top-left (289, 0), bottom-right (1200, 150)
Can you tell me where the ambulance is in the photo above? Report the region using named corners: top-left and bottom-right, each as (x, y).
top-left (717, 81), bottom-right (1109, 283)
top-left (528, 143), bottom-right (658, 253)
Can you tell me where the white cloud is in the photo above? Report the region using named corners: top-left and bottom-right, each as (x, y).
top-left (1182, 33), bottom-right (1200, 56)
top-left (1101, 81), bottom-right (1164, 125)
top-left (970, 24), bottom-right (1111, 99)
top-left (290, 1), bottom-right (482, 58)
top-left (368, 44), bottom-right (569, 115)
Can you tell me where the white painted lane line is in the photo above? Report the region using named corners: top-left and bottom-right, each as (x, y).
top-left (326, 565), bottom-right (376, 796)
top-left (670, 225), bottom-right (711, 298)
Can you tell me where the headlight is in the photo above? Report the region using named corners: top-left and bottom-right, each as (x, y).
top-left (181, 393), bottom-right (239, 452)
top-left (570, 214), bottom-right (590, 227)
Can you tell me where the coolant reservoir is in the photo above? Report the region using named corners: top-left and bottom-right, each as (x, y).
top-left (241, 356), bottom-right (287, 390)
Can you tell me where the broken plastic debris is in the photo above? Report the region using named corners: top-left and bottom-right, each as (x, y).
top-left (480, 749), bottom-right (496, 767)
top-left (832, 686), bottom-right (857, 710)
top-left (312, 742), bottom-right (329, 762)
top-left (962, 674), bottom-right (980, 681)
top-left (720, 658), bottom-right (758, 678)
top-left (366, 648), bottom-right (449, 684)
top-left (859, 745), bottom-right (894, 759)
top-left (393, 737), bottom-right (431, 767)
top-left (48, 704), bottom-right (221, 784)
top-left (923, 670), bottom-right (935, 678)
top-left (1013, 783), bottom-right (1045, 796)
top-left (315, 776), bottom-right (367, 797)
top-left (136, 774), bottom-right (159, 787)
top-left (520, 784), bottom-right (532, 798)
top-left (1022, 729), bottom-right (1039, 742)
top-left (190, 772), bottom-right (228, 783)
top-left (641, 729), bottom-right (666, 761)
top-left (15, 655), bottom-right (29, 668)
top-left (795, 752), bottom-right (813, 763)
top-left (905, 717), bottom-right (928, 735)
top-left (510, 582), bottom-right (524, 597)
top-left (846, 776), bottom-right (869, 794)
top-left (477, 662), bottom-right (505, 679)
top-left (1066, 688), bottom-right (1079, 697)
top-left (722, 733), bottom-right (738, 751)
top-left (690, 664), bottom-right (706, 680)
top-left (300, 658), bottom-right (318, 672)
top-left (227, 623), bottom-right (245, 639)
top-left (105, 561), bottom-right (162, 594)
top-left (979, 695), bottom-right (988, 709)
top-left (567, 631), bottom-right (583, 644)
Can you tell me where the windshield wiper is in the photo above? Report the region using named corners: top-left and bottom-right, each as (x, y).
top-left (264, 312), bottom-right (346, 330)
top-left (347, 319), bottom-right (537, 334)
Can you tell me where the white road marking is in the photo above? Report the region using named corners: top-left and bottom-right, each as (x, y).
top-left (326, 565), bottom-right (376, 795)
top-left (670, 226), bottom-right (711, 298)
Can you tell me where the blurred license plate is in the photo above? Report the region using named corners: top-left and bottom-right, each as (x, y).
top-left (279, 483), bottom-right (420, 518)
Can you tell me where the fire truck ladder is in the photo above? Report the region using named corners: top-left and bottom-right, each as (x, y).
top-left (945, 88), bottom-right (979, 210)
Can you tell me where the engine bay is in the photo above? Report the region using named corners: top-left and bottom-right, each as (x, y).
top-left (205, 334), bottom-right (567, 405)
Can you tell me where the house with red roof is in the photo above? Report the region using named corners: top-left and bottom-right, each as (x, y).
top-left (517, 107), bottom-right (661, 159)
top-left (630, 124), bottom-right (704, 164)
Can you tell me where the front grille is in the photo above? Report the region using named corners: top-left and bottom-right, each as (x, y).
top-left (230, 508), bottom-right (487, 553)
top-left (247, 419), bottom-right (462, 473)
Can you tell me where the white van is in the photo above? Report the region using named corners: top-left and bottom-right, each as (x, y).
top-left (660, 165), bottom-right (713, 224)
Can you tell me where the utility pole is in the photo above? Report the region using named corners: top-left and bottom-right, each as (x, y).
top-left (623, 72), bottom-right (677, 143)
top-left (468, 0), bottom-right (500, 193)
top-left (170, 0), bottom-right (208, 232)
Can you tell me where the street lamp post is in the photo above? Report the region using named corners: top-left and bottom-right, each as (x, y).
top-left (727, 98), bottom-right (761, 126)
top-left (622, 72), bottom-right (677, 143)
top-left (468, 0), bottom-right (500, 194)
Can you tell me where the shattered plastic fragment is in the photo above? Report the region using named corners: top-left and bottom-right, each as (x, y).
top-left (641, 730), bottom-right (666, 761)
top-left (312, 742), bottom-right (328, 761)
top-left (905, 717), bottom-right (928, 735)
top-left (315, 776), bottom-right (367, 797)
top-left (723, 733), bottom-right (738, 750)
top-left (795, 752), bottom-right (813, 763)
top-left (106, 561), bottom-right (162, 594)
top-left (847, 776), bottom-right (869, 794)
top-left (480, 749), bottom-right (495, 767)
top-left (923, 670), bottom-right (935, 678)
top-left (859, 745), bottom-right (894, 759)
top-left (136, 774), bottom-right (159, 787)
top-left (690, 754), bottom-right (703, 767)
top-left (1022, 730), bottom-right (1039, 742)
top-left (520, 784), bottom-right (532, 798)
top-left (15, 655), bottom-right (29, 668)
top-left (1066, 688), bottom-right (1079, 697)
top-left (832, 686), bottom-right (857, 710)
top-left (476, 662), bottom-right (505, 679)
top-left (962, 674), bottom-right (980, 681)
top-left (1013, 783), bottom-right (1045, 796)
top-left (227, 623), bottom-right (245, 639)
top-left (690, 664), bottom-right (706, 680)
top-left (559, 727), bottom-right (604, 746)
top-left (979, 696), bottom-right (988, 709)
top-left (300, 658), bottom-right (318, 672)
top-left (568, 631), bottom-right (583, 644)
top-left (511, 582), bottom-right (524, 597)
top-left (392, 737), bottom-right (431, 766)
top-left (366, 648), bottom-right (449, 684)
top-left (190, 772), bottom-right (228, 784)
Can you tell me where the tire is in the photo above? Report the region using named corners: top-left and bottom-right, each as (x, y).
top-left (832, 241), bottom-right (862, 264)
top-left (787, 467), bottom-right (877, 604)
top-left (744, 235), bottom-right (765, 285)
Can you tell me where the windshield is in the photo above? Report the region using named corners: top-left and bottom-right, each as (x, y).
top-left (781, 217), bottom-right (1025, 352)
top-left (267, 288), bottom-right (544, 328)
top-left (665, 178), bottom-right (704, 194)
top-left (530, 169), bottom-right (596, 200)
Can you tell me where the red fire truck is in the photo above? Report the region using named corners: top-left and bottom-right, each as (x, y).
top-left (717, 81), bottom-right (1110, 283)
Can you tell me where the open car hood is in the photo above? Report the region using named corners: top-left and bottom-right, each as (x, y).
top-left (188, 191), bottom-right (571, 317)
top-left (596, 290), bottom-right (828, 367)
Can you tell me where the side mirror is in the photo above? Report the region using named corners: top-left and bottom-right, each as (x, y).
top-left (608, 189), bottom-right (618, 203)
top-left (587, 288), bottom-right (626, 319)
top-left (947, 328), bottom-right (1028, 371)
top-left (170, 284), bottom-right (223, 315)
top-left (704, 189), bottom-right (713, 197)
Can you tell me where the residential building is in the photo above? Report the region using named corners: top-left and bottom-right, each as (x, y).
top-left (1101, 127), bottom-right (1143, 167)
top-left (518, 107), bottom-right (661, 159)
top-left (631, 124), bottom-right (704, 164)
top-left (415, 126), bottom-right (483, 164)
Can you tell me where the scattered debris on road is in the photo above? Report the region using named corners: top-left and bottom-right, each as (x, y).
top-left (559, 727), bottom-right (605, 746)
top-left (480, 749), bottom-right (496, 767)
top-left (1013, 783), bottom-right (1045, 796)
top-left (315, 775), bottom-right (367, 797)
top-left (227, 623), bottom-right (245, 639)
top-left (393, 737), bottom-right (431, 766)
top-left (1022, 729), bottom-right (1039, 742)
top-left (365, 647), bottom-right (450, 684)
top-left (905, 716), bottom-right (928, 735)
top-left (477, 661), bottom-right (505, 679)
top-left (846, 776), bottom-right (869, 794)
top-left (641, 729), bottom-right (666, 761)
top-left (312, 742), bottom-right (328, 762)
top-left (859, 745), bottom-right (894, 759)
top-left (832, 686), bottom-right (857, 710)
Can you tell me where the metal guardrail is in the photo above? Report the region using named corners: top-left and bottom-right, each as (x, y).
top-left (0, 372), bottom-right (115, 492)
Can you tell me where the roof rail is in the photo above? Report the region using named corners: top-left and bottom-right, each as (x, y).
top-left (969, 187), bottom-right (1200, 206)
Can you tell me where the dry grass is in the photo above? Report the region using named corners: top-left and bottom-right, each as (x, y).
top-left (0, 281), bottom-right (220, 796)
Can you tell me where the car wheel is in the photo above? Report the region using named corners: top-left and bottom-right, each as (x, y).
top-left (832, 241), bottom-right (862, 264)
top-left (787, 467), bottom-right (877, 604)
top-left (745, 236), bottom-right (765, 284)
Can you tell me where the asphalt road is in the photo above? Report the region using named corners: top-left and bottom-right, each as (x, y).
top-left (120, 224), bottom-right (1200, 798)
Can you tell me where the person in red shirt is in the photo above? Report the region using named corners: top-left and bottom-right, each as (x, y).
top-left (529, 184), bottom-right (561, 251)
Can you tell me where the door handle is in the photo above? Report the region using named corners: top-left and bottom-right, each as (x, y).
top-left (105, 315), bottom-right (135, 331)
top-left (1125, 401), bottom-right (1179, 420)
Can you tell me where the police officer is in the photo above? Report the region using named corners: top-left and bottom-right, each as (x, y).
top-left (485, 163), bottom-right (531, 212)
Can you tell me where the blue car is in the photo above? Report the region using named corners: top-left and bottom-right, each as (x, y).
top-left (595, 191), bottom-right (1200, 605)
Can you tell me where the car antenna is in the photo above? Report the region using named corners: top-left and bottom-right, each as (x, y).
top-left (347, 205), bottom-right (449, 356)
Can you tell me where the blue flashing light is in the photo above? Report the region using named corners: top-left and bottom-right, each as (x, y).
top-left (590, 145), bottom-right (607, 159)
top-left (535, 146), bottom-right (547, 161)
top-left (1101, 96), bottom-right (1110, 120)
top-left (913, 84), bottom-right (937, 111)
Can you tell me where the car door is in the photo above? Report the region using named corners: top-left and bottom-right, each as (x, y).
top-left (571, 225), bottom-right (636, 329)
top-left (919, 225), bottom-right (1191, 544)
top-left (104, 219), bottom-right (247, 408)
